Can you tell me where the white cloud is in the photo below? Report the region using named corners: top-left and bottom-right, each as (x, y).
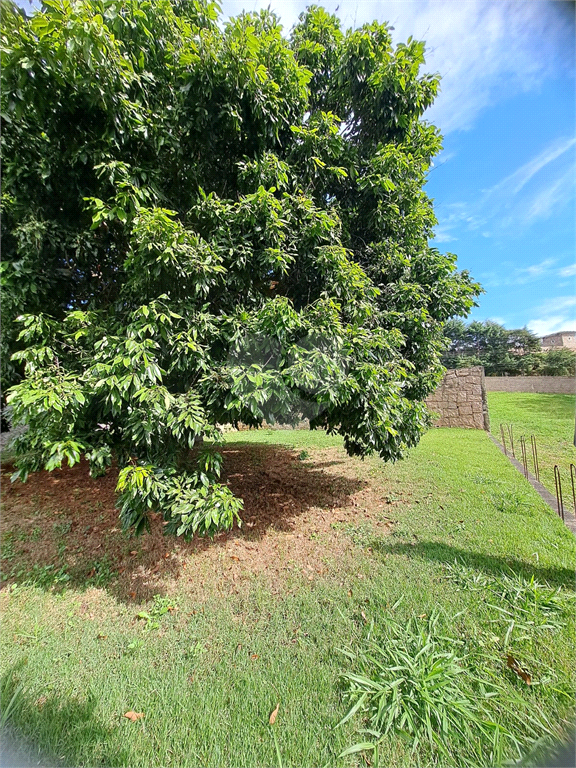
top-left (527, 296), bottom-right (576, 337)
top-left (433, 135), bottom-right (576, 241)
top-left (522, 166), bottom-right (576, 224)
top-left (486, 139), bottom-right (575, 228)
top-left (528, 317), bottom-right (573, 337)
top-left (493, 137), bottom-right (576, 196)
top-left (534, 296), bottom-right (576, 314)
top-left (513, 258), bottom-right (557, 283)
top-left (559, 263), bottom-right (576, 278)
top-left (377, 1), bottom-right (575, 134)
top-left (434, 228), bottom-right (457, 243)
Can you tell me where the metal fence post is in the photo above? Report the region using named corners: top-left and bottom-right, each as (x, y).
top-left (507, 424), bottom-right (515, 458)
top-left (519, 436), bottom-right (528, 478)
top-left (500, 424), bottom-right (508, 455)
top-left (554, 466), bottom-right (564, 521)
top-left (570, 463), bottom-right (576, 517)
top-left (530, 435), bottom-right (540, 482)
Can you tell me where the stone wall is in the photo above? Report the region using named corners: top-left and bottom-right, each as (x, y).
top-left (425, 366), bottom-right (489, 430)
top-left (484, 376), bottom-right (575, 395)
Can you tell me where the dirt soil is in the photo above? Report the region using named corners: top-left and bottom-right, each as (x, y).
top-left (0, 443), bottom-right (399, 603)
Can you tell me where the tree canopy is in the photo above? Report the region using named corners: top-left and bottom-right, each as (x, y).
top-left (1, 0), bottom-right (480, 537)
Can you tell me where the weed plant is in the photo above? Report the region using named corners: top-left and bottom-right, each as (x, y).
top-left (338, 610), bottom-right (518, 767)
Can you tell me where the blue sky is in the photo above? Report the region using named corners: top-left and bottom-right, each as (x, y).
top-left (15, 0), bottom-right (576, 336)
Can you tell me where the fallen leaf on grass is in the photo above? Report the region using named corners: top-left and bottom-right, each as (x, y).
top-left (507, 654), bottom-right (532, 685)
top-left (96, 633), bottom-right (108, 640)
top-left (269, 704), bottom-right (280, 725)
top-left (34, 696), bottom-right (48, 710)
top-left (124, 711), bottom-right (144, 721)
top-left (251, 654), bottom-right (259, 660)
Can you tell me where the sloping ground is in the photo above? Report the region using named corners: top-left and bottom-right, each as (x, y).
top-left (0, 428), bottom-right (574, 768)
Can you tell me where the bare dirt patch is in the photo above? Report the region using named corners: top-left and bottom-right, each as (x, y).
top-left (1, 443), bottom-right (399, 603)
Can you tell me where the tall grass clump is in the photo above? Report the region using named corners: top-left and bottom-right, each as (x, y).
top-left (0, 666), bottom-right (26, 729)
top-left (338, 611), bottom-right (523, 767)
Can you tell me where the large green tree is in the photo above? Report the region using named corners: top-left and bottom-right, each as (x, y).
top-left (1, 0), bottom-right (479, 537)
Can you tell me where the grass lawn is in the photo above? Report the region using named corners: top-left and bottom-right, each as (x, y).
top-left (487, 392), bottom-right (576, 496)
top-left (1, 427), bottom-right (575, 767)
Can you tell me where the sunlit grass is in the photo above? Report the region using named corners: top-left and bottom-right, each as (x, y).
top-left (1, 427), bottom-right (574, 767)
top-left (487, 392), bottom-right (575, 495)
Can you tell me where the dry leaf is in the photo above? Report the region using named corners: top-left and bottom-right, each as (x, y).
top-left (361, 611), bottom-right (368, 623)
top-left (129, 551), bottom-right (137, 556)
top-left (230, 555), bottom-right (240, 561)
top-left (129, 591), bottom-right (136, 599)
top-left (96, 633), bottom-right (108, 640)
top-left (251, 654), bottom-right (259, 660)
top-left (34, 695), bottom-right (48, 710)
top-left (507, 654), bottom-right (532, 685)
top-left (124, 711), bottom-right (144, 722)
top-left (269, 704), bottom-right (280, 725)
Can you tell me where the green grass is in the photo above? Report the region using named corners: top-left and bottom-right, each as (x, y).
top-left (487, 392), bottom-right (576, 495)
top-left (1, 427), bottom-right (575, 767)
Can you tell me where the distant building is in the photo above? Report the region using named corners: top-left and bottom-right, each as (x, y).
top-left (540, 331), bottom-right (576, 351)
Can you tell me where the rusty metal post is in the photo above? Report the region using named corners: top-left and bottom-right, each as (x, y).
top-left (570, 464), bottom-right (576, 516)
top-left (507, 424), bottom-right (515, 458)
top-left (500, 424), bottom-right (508, 455)
top-left (519, 436), bottom-right (528, 478)
top-left (554, 466), bottom-right (564, 521)
top-left (530, 435), bottom-right (540, 482)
